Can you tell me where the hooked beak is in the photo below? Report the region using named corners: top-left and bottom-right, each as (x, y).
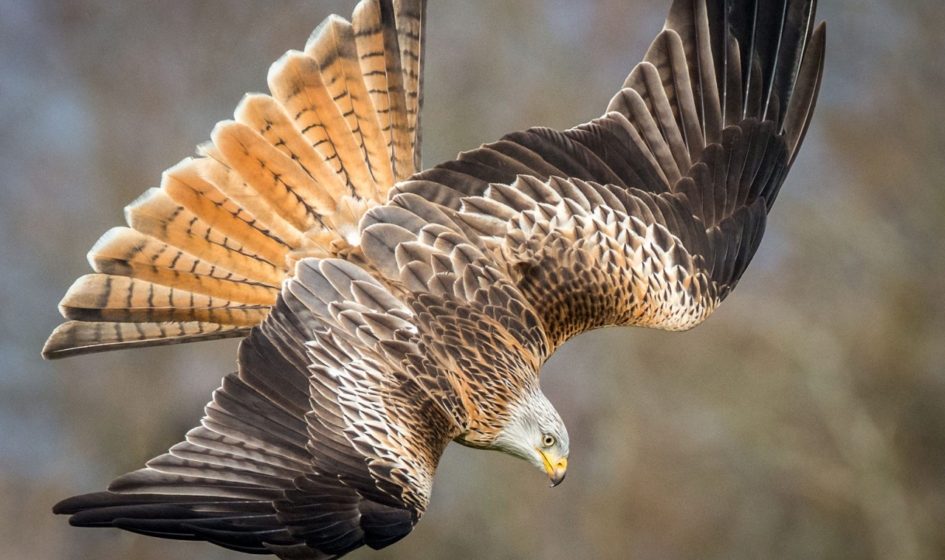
top-left (537, 448), bottom-right (568, 487)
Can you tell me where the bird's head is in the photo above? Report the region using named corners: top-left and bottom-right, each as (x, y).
top-left (494, 388), bottom-right (569, 486)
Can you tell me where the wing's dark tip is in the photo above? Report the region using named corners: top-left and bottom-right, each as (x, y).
top-left (54, 491), bottom-right (297, 554)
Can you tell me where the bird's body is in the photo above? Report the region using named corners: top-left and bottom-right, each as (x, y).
top-left (47, 0), bottom-right (825, 558)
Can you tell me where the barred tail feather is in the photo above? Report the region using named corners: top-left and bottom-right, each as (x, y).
top-left (43, 321), bottom-right (247, 359)
top-left (353, 1), bottom-right (413, 182)
top-left (394, 0), bottom-right (426, 172)
top-left (44, 0), bottom-right (427, 359)
top-left (306, 16), bottom-right (396, 195)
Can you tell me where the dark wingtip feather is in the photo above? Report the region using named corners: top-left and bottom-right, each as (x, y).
top-left (784, 20), bottom-right (826, 166)
top-left (55, 491), bottom-right (298, 554)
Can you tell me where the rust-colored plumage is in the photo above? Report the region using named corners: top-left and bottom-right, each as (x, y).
top-left (42, 0), bottom-right (425, 358)
top-left (48, 1), bottom-right (826, 558)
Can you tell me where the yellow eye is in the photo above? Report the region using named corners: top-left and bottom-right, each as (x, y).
top-left (542, 434), bottom-right (556, 448)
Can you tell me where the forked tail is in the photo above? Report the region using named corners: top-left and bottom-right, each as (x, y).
top-left (43, 0), bottom-right (426, 358)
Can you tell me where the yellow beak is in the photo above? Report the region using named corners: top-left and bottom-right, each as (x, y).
top-left (537, 448), bottom-right (568, 487)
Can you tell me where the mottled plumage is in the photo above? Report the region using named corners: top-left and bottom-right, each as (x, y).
top-left (48, 1), bottom-right (825, 558)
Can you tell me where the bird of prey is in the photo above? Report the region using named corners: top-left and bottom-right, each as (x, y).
top-left (47, 0), bottom-right (825, 558)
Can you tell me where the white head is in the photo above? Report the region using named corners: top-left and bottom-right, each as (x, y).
top-left (493, 388), bottom-right (570, 486)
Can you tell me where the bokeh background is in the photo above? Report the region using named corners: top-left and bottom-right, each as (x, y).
top-left (2, 0), bottom-right (943, 558)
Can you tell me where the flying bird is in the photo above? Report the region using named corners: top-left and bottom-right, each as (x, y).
top-left (47, 0), bottom-right (825, 558)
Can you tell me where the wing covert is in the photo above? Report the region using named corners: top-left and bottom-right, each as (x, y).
top-left (389, 0), bottom-right (825, 349)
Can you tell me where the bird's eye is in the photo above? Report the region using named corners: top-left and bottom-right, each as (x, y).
top-left (542, 434), bottom-right (556, 448)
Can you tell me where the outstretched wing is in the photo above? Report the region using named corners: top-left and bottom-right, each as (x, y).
top-left (43, 0), bottom-right (427, 359)
top-left (390, 0), bottom-right (825, 350)
top-left (54, 258), bottom-right (458, 559)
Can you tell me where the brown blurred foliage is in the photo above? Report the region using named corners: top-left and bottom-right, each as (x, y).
top-left (1, 1), bottom-right (942, 559)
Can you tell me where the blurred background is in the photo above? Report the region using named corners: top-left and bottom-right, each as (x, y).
top-left (1, 0), bottom-right (943, 558)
